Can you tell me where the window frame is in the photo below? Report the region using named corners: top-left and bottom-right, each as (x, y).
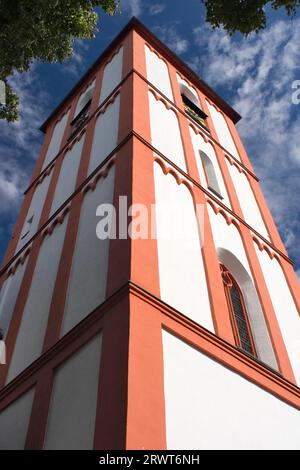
top-left (181, 94), bottom-right (210, 132)
top-left (200, 151), bottom-right (223, 200)
top-left (220, 264), bottom-right (257, 357)
top-left (69, 98), bottom-right (92, 140)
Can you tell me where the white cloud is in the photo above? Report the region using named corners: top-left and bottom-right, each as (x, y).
top-left (0, 64), bottom-right (50, 221)
top-left (190, 20), bottom-right (300, 264)
top-left (149, 3), bottom-right (166, 15)
top-left (122, 0), bottom-right (142, 17)
top-left (0, 161), bottom-right (26, 215)
top-left (62, 39), bottom-right (90, 78)
top-left (153, 24), bottom-right (189, 55)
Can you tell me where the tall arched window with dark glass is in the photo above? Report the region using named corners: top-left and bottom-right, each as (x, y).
top-left (220, 264), bottom-right (257, 357)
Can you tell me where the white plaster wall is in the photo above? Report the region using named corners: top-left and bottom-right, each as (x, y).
top-left (89, 95), bottom-right (120, 176)
top-left (208, 206), bottom-right (277, 368)
top-left (227, 161), bottom-right (269, 240)
top-left (7, 217), bottom-right (68, 383)
top-left (154, 162), bottom-right (214, 331)
top-left (43, 111), bottom-right (70, 170)
top-left (75, 79), bottom-right (95, 118)
top-left (206, 101), bottom-right (240, 161)
top-left (0, 388), bottom-right (35, 450)
top-left (149, 92), bottom-right (187, 172)
top-left (145, 45), bottom-right (173, 101)
top-left (16, 172), bottom-right (52, 253)
top-left (255, 248), bottom-right (300, 385)
top-left (163, 331), bottom-right (300, 450)
top-left (44, 334), bottom-right (102, 450)
top-left (50, 136), bottom-right (85, 216)
top-left (99, 47), bottom-right (123, 104)
top-left (189, 126), bottom-right (231, 208)
top-left (61, 166), bottom-right (115, 336)
top-left (0, 258), bottom-right (28, 338)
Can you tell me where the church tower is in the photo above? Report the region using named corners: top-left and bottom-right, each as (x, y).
top-left (0, 18), bottom-right (299, 450)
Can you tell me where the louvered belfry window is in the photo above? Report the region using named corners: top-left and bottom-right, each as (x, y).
top-left (220, 264), bottom-right (257, 357)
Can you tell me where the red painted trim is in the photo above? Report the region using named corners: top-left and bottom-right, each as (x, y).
top-left (1, 27), bottom-right (300, 452)
top-left (40, 19), bottom-right (240, 133)
top-left (238, 224), bottom-right (296, 382)
top-left (223, 113), bottom-right (287, 253)
top-left (0, 119), bottom-right (55, 268)
top-left (18, 62), bottom-right (106, 448)
top-left (1, 95), bottom-right (77, 270)
top-left (167, 62), bottom-right (236, 345)
top-left (0, 237), bottom-right (41, 387)
top-left (134, 69), bottom-right (256, 179)
top-left (42, 65), bottom-right (104, 352)
top-left (130, 33), bottom-right (161, 297)
top-left (131, 138), bottom-right (161, 297)
top-left (24, 368), bottom-right (53, 449)
top-left (199, 98), bottom-right (245, 216)
top-left (105, 32), bottom-right (133, 298)
top-left (28, 118), bottom-right (57, 189)
top-left (0, 283), bottom-right (299, 449)
top-left (0, 186), bottom-right (36, 269)
top-left (126, 295), bottom-right (166, 449)
top-left (37, 100), bottom-right (79, 233)
top-left (93, 296), bottom-right (129, 450)
top-left (249, 177), bottom-right (287, 253)
top-left (222, 112), bottom-right (255, 173)
top-left (168, 64), bottom-right (199, 181)
top-left (277, 258), bottom-right (300, 315)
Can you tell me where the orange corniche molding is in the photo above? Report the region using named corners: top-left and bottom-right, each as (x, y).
top-left (1, 282), bottom-right (299, 412)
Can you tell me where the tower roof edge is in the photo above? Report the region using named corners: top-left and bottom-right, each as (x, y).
top-left (40, 17), bottom-right (241, 133)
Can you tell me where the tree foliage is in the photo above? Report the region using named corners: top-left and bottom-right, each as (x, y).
top-left (201, 0), bottom-right (300, 35)
top-left (0, 0), bottom-right (119, 122)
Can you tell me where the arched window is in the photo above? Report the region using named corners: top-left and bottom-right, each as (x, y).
top-left (70, 84), bottom-right (95, 139)
top-left (200, 151), bottom-right (222, 198)
top-left (180, 83), bottom-right (209, 131)
top-left (220, 264), bottom-right (257, 357)
top-left (180, 83), bottom-right (201, 109)
top-left (75, 86), bottom-right (94, 118)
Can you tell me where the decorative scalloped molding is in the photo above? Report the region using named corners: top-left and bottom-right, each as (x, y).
top-left (205, 97), bottom-right (225, 118)
top-left (53, 106), bottom-right (71, 128)
top-left (188, 122), bottom-right (210, 144)
top-left (42, 206), bottom-right (70, 239)
top-left (61, 128), bottom-right (86, 158)
top-left (206, 198), bottom-right (240, 228)
top-left (95, 90), bottom-right (120, 119)
top-left (76, 76), bottom-right (96, 100)
top-left (176, 71), bottom-right (199, 97)
top-left (83, 157), bottom-right (116, 194)
top-left (28, 83), bottom-right (120, 194)
top-left (148, 88), bottom-right (177, 114)
top-left (7, 248), bottom-right (31, 277)
top-left (225, 154), bottom-right (248, 177)
top-left (103, 44), bottom-right (123, 68)
top-left (252, 236), bottom-right (279, 261)
top-left (34, 163), bottom-right (55, 188)
top-left (144, 43), bottom-right (169, 66)
top-left (154, 156), bottom-right (194, 194)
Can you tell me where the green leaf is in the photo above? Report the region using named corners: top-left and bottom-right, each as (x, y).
top-left (0, 0), bottom-right (119, 121)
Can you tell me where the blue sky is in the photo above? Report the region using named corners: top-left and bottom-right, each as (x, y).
top-left (0, 0), bottom-right (299, 277)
